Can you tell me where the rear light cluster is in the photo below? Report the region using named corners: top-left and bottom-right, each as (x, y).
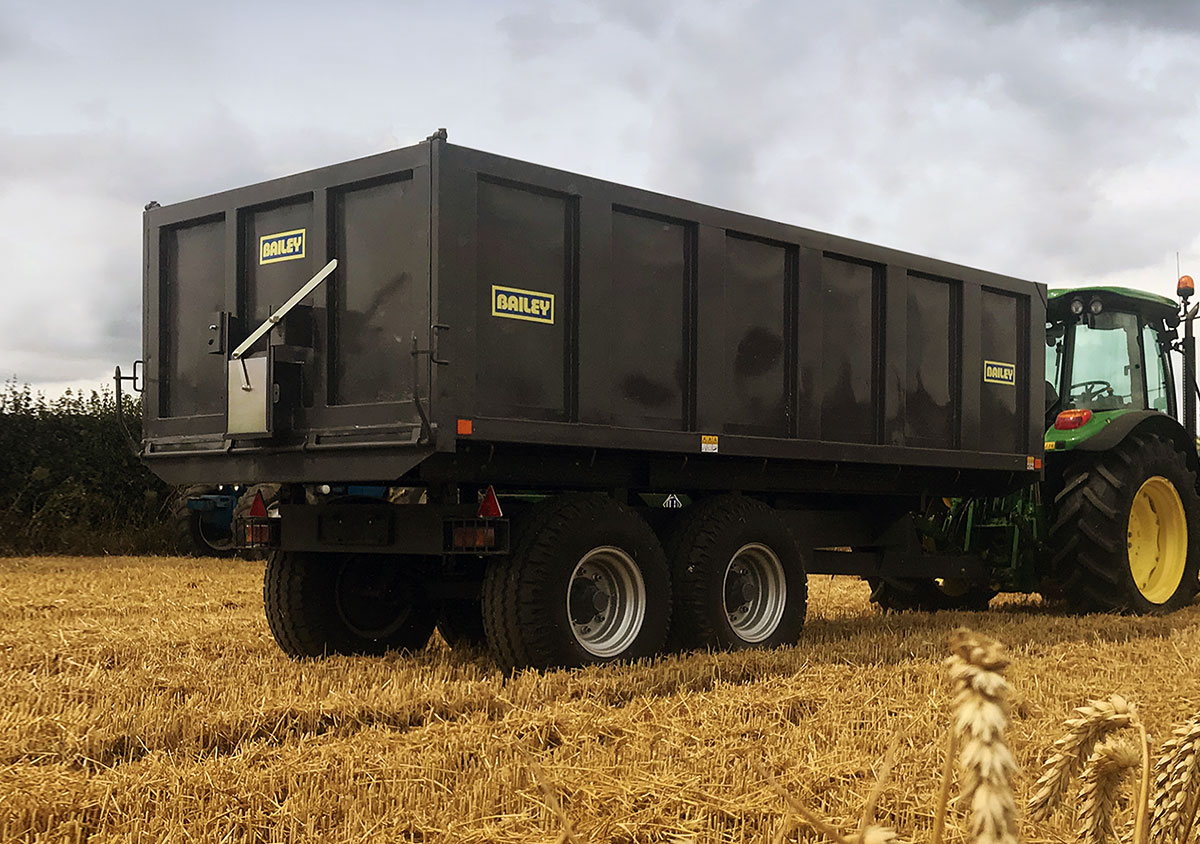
top-left (453, 524), bottom-right (498, 550)
top-left (241, 519), bottom-right (278, 548)
top-left (446, 518), bottom-right (509, 553)
top-left (1054, 409), bottom-right (1094, 430)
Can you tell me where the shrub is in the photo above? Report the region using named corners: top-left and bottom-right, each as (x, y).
top-left (0, 379), bottom-right (172, 554)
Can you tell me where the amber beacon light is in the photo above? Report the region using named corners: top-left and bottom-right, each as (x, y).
top-left (1179, 274), bottom-right (1194, 300)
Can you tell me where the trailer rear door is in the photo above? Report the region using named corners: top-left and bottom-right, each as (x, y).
top-left (144, 144), bottom-right (435, 478)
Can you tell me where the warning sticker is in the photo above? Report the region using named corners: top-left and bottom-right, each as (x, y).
top-left (701, 435), bottom-right (719, 453)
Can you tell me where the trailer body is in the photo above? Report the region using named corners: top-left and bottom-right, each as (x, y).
top-left (143, 136), bottom-right (1045, 497)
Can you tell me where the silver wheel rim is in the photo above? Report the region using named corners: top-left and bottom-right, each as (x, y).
top-left (567, 547), bottom-right (646, 658)
top-left (723, 543), bottom-right (787, 643)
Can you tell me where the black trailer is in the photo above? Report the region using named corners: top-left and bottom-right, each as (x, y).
top-left (137, 131), bottom-right (1046, 668)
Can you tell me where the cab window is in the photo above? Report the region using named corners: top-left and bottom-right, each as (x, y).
top-left (1143, 322), bottom-right (1171, 412)
top-left (1068, 311), bottom-right (1145, 411)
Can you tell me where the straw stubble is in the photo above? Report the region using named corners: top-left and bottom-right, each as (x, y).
top-left (2, 556), bottom-right (1199, 843)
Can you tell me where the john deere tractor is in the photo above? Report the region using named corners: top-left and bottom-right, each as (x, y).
top-left (873, 276), bottom-right (1200, 614)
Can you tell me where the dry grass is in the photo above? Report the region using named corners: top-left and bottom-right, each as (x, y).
top-left (2, 558), bottom-right (1199, 843)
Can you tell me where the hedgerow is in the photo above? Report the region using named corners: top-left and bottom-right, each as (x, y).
top-left (0, 380), bottom-right (171, 554)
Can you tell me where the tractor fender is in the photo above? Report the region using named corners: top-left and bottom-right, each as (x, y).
top-left (1074, 410), bottom-right (1199, 475)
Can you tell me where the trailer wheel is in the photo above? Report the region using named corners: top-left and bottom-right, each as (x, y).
top-left (171, 485), bottom-right (236, 557)
top-left (867, 577), bottom-right (994, 612)
top-left (436, 599), bottom-right (488, 650)
top-left (662, 495), bottom-right (806, 651)
top-left (1049, 433), bottom-right (1200, 614)
top-left (263, 551), bottom-right (440, 658)
top-left (481, 495), bottom-right (671, 670)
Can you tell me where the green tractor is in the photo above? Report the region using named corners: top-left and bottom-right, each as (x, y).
top-left (874, 276), bottom-right (1200, 614)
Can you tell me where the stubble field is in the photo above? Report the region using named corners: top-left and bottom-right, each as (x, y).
top-left (1, 555), bottom-right (1198, 843)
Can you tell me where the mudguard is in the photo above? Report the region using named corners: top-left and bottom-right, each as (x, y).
top-left (1073, 410), bottom-right (1199, 473)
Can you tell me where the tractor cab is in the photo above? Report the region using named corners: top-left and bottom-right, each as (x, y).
top-left (1045, 287), bottom-right (1181, 430)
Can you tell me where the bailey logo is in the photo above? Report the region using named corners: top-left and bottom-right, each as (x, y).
top-left (983, 360), bottom-right (1016, 386)
top-left (491, 285), bottom-right (555, 324)
top-left (259, 229), bottom-right (306, 265)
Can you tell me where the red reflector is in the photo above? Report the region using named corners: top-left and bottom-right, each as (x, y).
top-left (249, 491), bottom-right (268, 518)
top-left (1054, 409), bottom-right (1094, 430)
top-left (1034, 458), bottom-right (1043, 469)
top-left (477, 485), bottom-right (503, 518)
top-left (457, 418), bottom-right (473, 436)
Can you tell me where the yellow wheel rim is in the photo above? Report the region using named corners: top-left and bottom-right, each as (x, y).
top-left (1127, 476), bottom-right (1188, 604)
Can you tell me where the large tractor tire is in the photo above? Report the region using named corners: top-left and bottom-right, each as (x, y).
top-left (662, 495), bottom-right (806, 651)
top-left (1049, 433), bottom-right (1200, 614)
top-left (867, 577), bottom-right (995, 613)
top-left (482, 494), bottom-right (671, 671)
top-left (264, 551), bottom-right (440, 658)
top-left (172, 485), bottom-right (236, 557)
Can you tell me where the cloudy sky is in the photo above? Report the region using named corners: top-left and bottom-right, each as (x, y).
top-left (4, 0), bottom-right (1200, 395)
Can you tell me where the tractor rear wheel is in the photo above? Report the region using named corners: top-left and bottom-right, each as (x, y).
top-left (1049, 433), bottom-right (1200, 614)
top-left (171, 485), bottom-right (236, 557)
top-left (264, 551), bottom-right (440, 657)
top-left (481, 494), bottom-right (671, 670)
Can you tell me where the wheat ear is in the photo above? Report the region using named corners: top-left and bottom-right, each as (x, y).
top-left (1075, 734), bottom-right (1140, 844)
top-left (1026, 694), bottom-right (1139, 822)
top-left (946, 628), bottom-right (1018, 844)
top-left (1149, 715), bottom-right (1200, 843)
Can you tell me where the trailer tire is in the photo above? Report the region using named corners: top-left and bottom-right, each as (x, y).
top-left (867, 577), bottom-right (995, 612)
top-left (172, 485), bottom-right (236, 557)
top-left (1049, 433), bottom-right (1200, 614)
top-left (482, 495), bottom-right (670, 671)
top-left (264, 551), bottom-right (440, 658)
top-left (437, 600), bottom-right (488, 650)
top-left (662, 495), bottom-right (806, 651)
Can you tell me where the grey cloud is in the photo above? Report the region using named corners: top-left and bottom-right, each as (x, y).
top-left (967, 0), bottom-right (1200, 32)
top-left (610, 0), bottom-right (1200, 284)
top-left (583, 0), bottom-right (676, 38)
top-left (498, 9), bottom-right (594, 59)
top-left (0, 116), bottom-right (384, 384)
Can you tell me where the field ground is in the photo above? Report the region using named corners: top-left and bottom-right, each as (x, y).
top-left (1, 556), bottom-right (1198, 843)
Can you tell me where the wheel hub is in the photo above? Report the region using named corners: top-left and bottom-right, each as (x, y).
top-left (1127, 475), bottom-right (1188, 605)
top-left (567, 550), bottom-right (646, 658)
top-left (722, 544), bottom-right (787, 643)
top-left (569, 579), bottom-right (611, 623)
